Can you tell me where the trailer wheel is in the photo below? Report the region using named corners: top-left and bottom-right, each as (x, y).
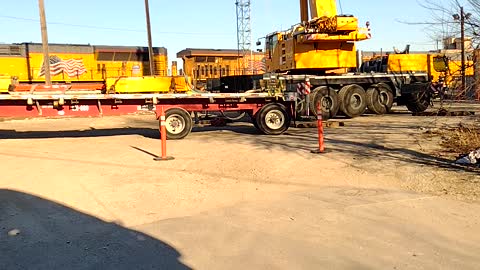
top-left (163, 108), bottom-right (193, 140)
top-left (338, 84), bottom-right (367, 118)
top-left (248, 112), bottom-right (260, 130)
top-left (255, 103), bottom-right (291, 135)
top-left (309, 86), bottom-right (340, 120)
top-left (366, 83), bottom-right (394, 115)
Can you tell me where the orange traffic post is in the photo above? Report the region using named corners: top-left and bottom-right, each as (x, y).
top-left (311, 102), bottom-right (327, 154)
top-left (154, 106), bottom-right (174, 161)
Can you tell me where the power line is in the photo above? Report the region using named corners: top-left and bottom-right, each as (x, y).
top-left (0, 14), bottom-right (234, 36)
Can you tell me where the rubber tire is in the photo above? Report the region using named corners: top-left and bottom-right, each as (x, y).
top-left (163, 108), bottom-right (193, 140)
top-left (255, 103), bottom-right (291, 135)
top-left (249, 112), bottom-right (260, 130)
top-left (405, 91), bottom-right (431, 113)
top-left (366, 83), bottom-right (394, 115)
top-left (309, 86), bottom-right (340, 120)
top-left (338, 84), bottom-right (367, 118)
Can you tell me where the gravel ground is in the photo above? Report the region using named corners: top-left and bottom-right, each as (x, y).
top-left (1, 107), bottom-right (479, 269)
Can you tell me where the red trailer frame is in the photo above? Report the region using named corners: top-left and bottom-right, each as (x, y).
top-left (0, 90), bottom-right (296, 139)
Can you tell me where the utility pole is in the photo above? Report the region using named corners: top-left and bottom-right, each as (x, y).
top-left (144, 0), bottom-right (155, 76)
top-left (460, 6), bottom-right (466, 95)
top-left (38, 0), bottom-right (51, 85)
top-left (453, 6), bottom-right (471, 96)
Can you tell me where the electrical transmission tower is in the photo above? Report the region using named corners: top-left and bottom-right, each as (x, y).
top-left (235, 0), bottom-right (252, 75)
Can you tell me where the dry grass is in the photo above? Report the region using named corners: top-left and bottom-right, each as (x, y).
top-left (439, 124), bottom-right (480, 156)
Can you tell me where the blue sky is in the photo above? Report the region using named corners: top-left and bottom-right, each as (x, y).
top-left (0, 0), bottom-right (462, 64)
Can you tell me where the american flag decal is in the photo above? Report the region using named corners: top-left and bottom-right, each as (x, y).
top-left (39, 55), bottom-right (87, 78)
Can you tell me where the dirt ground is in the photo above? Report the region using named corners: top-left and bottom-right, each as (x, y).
top-left (1, 106), bottom-right (480, 269)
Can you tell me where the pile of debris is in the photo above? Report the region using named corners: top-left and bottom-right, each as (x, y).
top-left (423, 122), bottom-right (480, 166)
top-left (456, 149), bottom-right (480, 166)
top-left (443, 124), bottom-right (480, 166)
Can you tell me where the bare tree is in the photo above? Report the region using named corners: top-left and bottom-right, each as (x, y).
top-left (399, 1), bottom-right (480, 99)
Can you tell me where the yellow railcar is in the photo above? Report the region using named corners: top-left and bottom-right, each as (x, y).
top-left (0, 43), bottom-right (168, 83)
top-left (364, 53), bottom-right (475, 87)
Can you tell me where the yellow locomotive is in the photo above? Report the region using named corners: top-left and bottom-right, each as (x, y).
top-left (0, 43), bottom-right (174, 92)
top-left (0, 43), bottom-right (168, 82)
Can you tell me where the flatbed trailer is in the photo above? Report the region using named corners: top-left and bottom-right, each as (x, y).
top-left (0, 90), bottom-right (296, 139)
top-left (234, 72), bottom-right (433, 119)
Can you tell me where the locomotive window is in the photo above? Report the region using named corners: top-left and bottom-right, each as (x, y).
top-left (9, 46), bottom-right (21, 55)
top-left (0, 45), bottom-right (21, 55)
top-left (195, 56), bottom-right (206, 62)
top-left (132, 52), bottom-right (149, 62)
top-left (97, 52), bottom-right (115, 61)
top-left (114, 52), bottom-right (131, 61)
top-left (223, 56), bottom-right (237, 61)
top-left (207, 57), bottom-right (216, 63)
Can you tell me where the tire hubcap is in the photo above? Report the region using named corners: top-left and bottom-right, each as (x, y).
top-left (379, 91), bottom-right (389, 105)
top-left (350, 94), bottom-right (363, 110)
top-left (265, 110), bottom-right (285, 130)
top-left (166, 114), bottom-right (185, 134)
top-left (321, 96), bottom-right (333, 111)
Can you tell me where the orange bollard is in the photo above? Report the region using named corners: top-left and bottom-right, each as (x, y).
top-left (311, 102), bottom-right (326, 154)
top-left (154, 106), bottom-right (174, 161)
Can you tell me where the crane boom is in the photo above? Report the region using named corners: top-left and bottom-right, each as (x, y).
top-left (300, 0), bottom-right (309, 22)
top-left (300, 0), bottom-right (338, 21)
top-left (309, 0), bottom-right (337, 18)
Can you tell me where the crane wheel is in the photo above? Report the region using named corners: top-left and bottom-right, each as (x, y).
top-left (402, 82), bottom-right (432, 113)
top-left (163, 108), bottom-right (193, 140)
top-left (255, 103), bottom-right (291, 135)
top-left (309, 86), bottom-right (340, 120)
top-left (405, 91), bottom-right (431, 113)
top-left (366, 83), bottom-right (394, 115)
top-left (338, 84), bottom-right (367, 118)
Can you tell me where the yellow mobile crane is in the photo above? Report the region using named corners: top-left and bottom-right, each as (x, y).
top-left (265, 0), bottom-right (371, 73)
top-left (250, 0), bottom-right (436, 118)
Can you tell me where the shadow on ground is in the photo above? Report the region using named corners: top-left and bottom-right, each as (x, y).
top-left (0, 189), bottom-right (191, 270)
top-left (1, 120), bottom-right (478, 176)
top-left (0, 128), bottom-right (161, 140)
top-left (192, 123), bottom-right (480, 175)
top-left (0, 123), bottom-right (260, 140)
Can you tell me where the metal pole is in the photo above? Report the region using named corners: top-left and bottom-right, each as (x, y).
top-left (460, 6), bottom-right (467, 96)
top-left (38, 0), bottom-right (51, 85)
top-left (236, 1), bottom-right (241, 75)
top-left (144, 0), bottom-right (155, 76)
top-left (248, 1), bottom-right (253, 75)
